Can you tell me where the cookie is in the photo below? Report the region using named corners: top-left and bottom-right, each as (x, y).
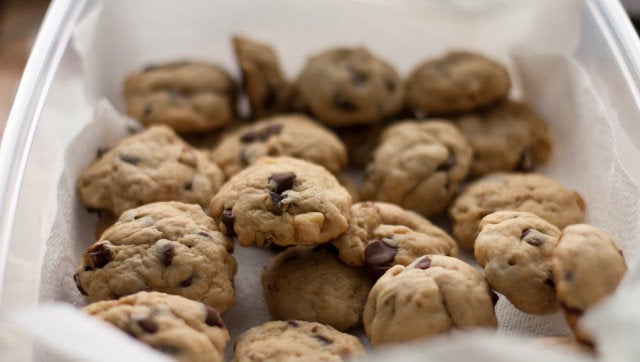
top-left (552, 224), bottom-right (627, 342)
top-left (84, 291), bottom-right (229, 362)
top-left (362, 120), bottom-right (472, 217)
top-left (210, 156), bottom-right (351, 247)
top-left (74, 202), bottom-right (237, 312)
top-left (405, 51), bottom-right (510, 116)
top-left (363, 255), bottom-right (497, 345)
top-left (331, 202), bottom-right (458, 274)
top-left (475, 211), bottom-right (561, 315)
top-left (232, 320), bottom-right (365, 361)
top-left (124, 61), bottom-right (236, 134)
top-left (449, 173), bottom-right (586, 250)
top-left (233, 36), bottom-right (292, 118)
top-left (77, 125), bottom-right (225, 216)
top-left (454, 100), bottom-right (552, 176)
top-left (294, 47), bottom-right (403, 126)
top-left (211, 114), bottom-right (347, 178)
top-left (262, 246), bottom-right (372, 331)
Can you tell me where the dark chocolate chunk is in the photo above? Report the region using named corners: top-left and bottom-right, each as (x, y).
top-left (240, 130), bottom-right (259, 143)
top-left (521, 229), bottom-right (544, 247)
top-left (184, 181), bottom-right (193, 191)
top-left (161, 243), bottom-right (175, 267)
top-left (259, 124), bottom-right (283, 141)
top-left (73, 273), bottom-right (87, 296)
top-left (348, 68), bottom-right (368, 86)
top-left (269, 192), bottom-right (283, 215)
top-left (287, 319), bottom-right (299, 328)
top-left (437, 151), bottom-right (456, 171)
top-left (84, 243), bottom-right (113, 269)
top-left (364, 239), bottom-right (397, 266)
top-left (136, 316), bottom-right (159, 333)
top-left (221, 209), bottom-right (236, 237)
top-left (490, 290), bottom-right (499, 307)
top-left (118, 154), bottom-right (140, 165)
top-left (544, 278), bottom-right (555, 288)
top-left (179, 276), bottom-right (193, 287)
top-left (414, 256), bottom-right (432, 270)
top-left (333, 93), bottom-right (358, 112)
top-left (270, 172), bottom-right (296, 193)
top-left (204, 306), bottom-right (224, 328)
top-left (314, 334), bottom-right (333, 346)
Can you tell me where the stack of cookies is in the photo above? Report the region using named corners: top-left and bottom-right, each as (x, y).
top-left (71, 36), bottom-right (627, 361)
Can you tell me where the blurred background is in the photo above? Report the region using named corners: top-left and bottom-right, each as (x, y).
top-left (0, 0), bottom-right (639, 138)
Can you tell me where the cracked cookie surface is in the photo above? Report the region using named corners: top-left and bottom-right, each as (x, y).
top-left (262, 246), bottom-right (372, 331)
top-left (475, 211), bottom-right (561, 315)
top-left (74, 202), bottom-right (237, 312)
top-left (124, 61), bottom-right (236, 134)
top-left (232, 320), bottom-right (365, 361)
top-left (210, 156), bottom-right (351, 247)
top-left (77, 125), bottom-right (225, 216)
top-left (362, 120), bottom-right (472, 217)
top-left (211, 114), bottom-right (347, 178)
top-left (363, 255), bottom-right (497, 345)
top-left (84, 291), bottom-right (229, 362)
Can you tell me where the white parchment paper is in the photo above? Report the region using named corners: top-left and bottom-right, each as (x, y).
top-left (12, 0), bottom-right (640, 361)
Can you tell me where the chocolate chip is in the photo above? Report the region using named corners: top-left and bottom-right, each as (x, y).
top-left (179, 276), bottom-right (193, 287)
top-left (314, 334), bottom-right (333, 346)
top-left (240, 130), bottom-right (258, 143)
top-left (490, 290), bottom-right (499, 307)
top-left (384, 77), bottom-right (396, 93)
top-left (269, 192), bottom-right (283, 215)
top-left (348, 68), bottom-right (368, 86)
top-left (161, 243), bottom-right (175, 267)
top-left (270, 172), bottom-right (296, 193)
top-left (521, 229), bottom-right (544, 247)
top-left (437, 152), bottom-right (456, 171)
top-left (73, 273), bottom-right (87, 296)
top-left (221, 209), bottom-right (236, 237)
top-left (365, 239), bottom-right (397, 266)
top-left (184, 181), bottom-right (193, 191)
top-left (517, 148), bottom-right (535, 172)
top-left (414, 256), bottom-right (432, 270)
top-left (136, 316), bottom-right (158, 333)
top-left (83, 243), bottom-right (112, 269)
top-left (205, 306), bottom-right (224, 328)
top-left (544, 278), bottom-right (555, 288)
top-left (118, 154), bottom-right (140, 165)
top-left (196, 231), bottom-right (212, 239)
top-left (333, 93), bottom-right (358, 112)
top-left (287, 320), bottom-right (299, 328)
top-left (259, 124), bottom-right (283, 141)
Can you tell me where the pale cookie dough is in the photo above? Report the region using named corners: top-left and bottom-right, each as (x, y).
top-left (405, 51), bottom-right (510, 116)
top-left (77, 125), bottom-right (225, 216)
top-left (331, 202), bottom-right (458, 276)
top-left (363, 255), bottom-right (498, 345)
top-left (74, 202), bottom-right (237, 313)
top-left (362, 120), bottom-right (472, 217)
top-left (210, 156), bottom-right (351, 247)
top-left (262, 246), bottom-right (372, 331)
top-left (449, 173), bottom-right (586, 250)
top-left (124, 61), bottom-right (236, 134)
top-left (232, 320), bottom-right (365, 361)
top-left (233, 36), bottom-right (292, 118)
top-left (454, 100), bottom-right (552, 176)
top-left (84, 291), bottom-right (229, 362)
top-left (552, 224), bottom-right (627, 342)
top-left (294, 47), bottom-right (404, 126)
top-left (475, 211), bottom-right (561, 315)
top-left (211, 114), bottom-right (347, 178)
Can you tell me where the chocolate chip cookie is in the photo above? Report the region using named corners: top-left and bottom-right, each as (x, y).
top-left (475, 211), bottom-right (561, 315)
top-left (262, 246), bottom-right (372, 331)
top-left (74, 202), bottom-right (237, 312)
top-left (331, 202), bottom-right (458, 276)
top-left (405, 51), bottom-right (510, 116)
top-left (363, 255), bottom-right (498, 345)
top-left (453, 100), bottom-right (552, 176)
top-left (294, 47), bottom-right (403, 126)
top-left (211, 114), bottom-right (347, 178)
top-left (210, 156), bottom-right (351, 247)
top-left (77, 125), bottom-right (225, 216)
top-left (232, 320), bottom-right (365, 361)
top-left (84, 291), bottom-right (229, 362)
top-left (124, 61), bottom-right (236, 134)
top-left (449, 173), bottom-right (586, 250)
top-left (552, 224), bottom-right (627, 342)
top-left (362, 120), bottom-right (472, 217)
top-left (233, 36), bottom-right (292, 118)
